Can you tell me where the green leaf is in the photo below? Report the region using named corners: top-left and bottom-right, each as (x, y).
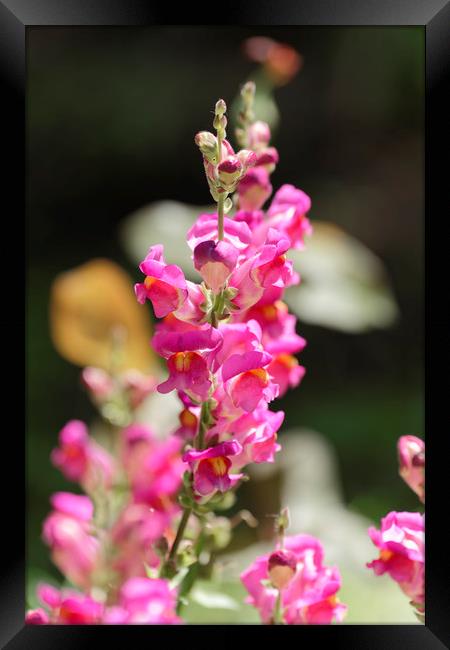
top-left (190, 585), bottom-right (239, 610)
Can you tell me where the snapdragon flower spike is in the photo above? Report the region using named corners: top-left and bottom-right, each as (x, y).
top-left (135, 245), bottom-right (188, 318)
top-left (153, 326), bottom-right (222, 402)
top-left (183, 440), bottom-right (243, 497)
top-left (241, 534), bottom-right (346, 624)
top-left (42, 493), bottom-right (99, 590)
top-left (397, 435), bottom-right (425, 503)
top-left (193, 239), bottom-right (239, 293)
top-left (367, 511), bottom-right (424, 609)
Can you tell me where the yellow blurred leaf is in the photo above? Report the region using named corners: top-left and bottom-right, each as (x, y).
top-left (50, 258), bottom-right (155, 372)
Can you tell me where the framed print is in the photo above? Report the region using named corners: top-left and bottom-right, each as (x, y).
top-left (2, 1), bottom-right (449, 647)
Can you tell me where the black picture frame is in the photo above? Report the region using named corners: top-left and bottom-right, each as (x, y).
top-left (3, 1), bottom-right (449, 647)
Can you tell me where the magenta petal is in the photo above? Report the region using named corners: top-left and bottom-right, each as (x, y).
top-left (222, 350), bottom-right (272, 382)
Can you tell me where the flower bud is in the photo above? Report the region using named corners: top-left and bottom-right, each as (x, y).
top-left (194, 240), bottom-right (239, 293)
top-left (213, 113), bottom-right (227, 132)
top-left (247, 121), bottom-right (271, 150)
top-left (398, 435), bottom-right (425, 503)
top-left (195, 131), bottom-right (218, 162)
top-left (236, 149), bottom-right (258, 169)
top-left (268, 549), bottom-right (297, 590)
top-left (241, 81), bottom-right (256, 101)
top-left (217, 156), bottom-right (243, 190)
top-left (215, 98), bottom-right (227, 116)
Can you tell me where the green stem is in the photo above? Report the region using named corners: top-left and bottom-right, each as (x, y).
top-left (196, 403), bottom-right (208, 450)
top-left (217, 193), bottom-right (225, 241)
top-left (273, 590), bottom-right (284, 624)
top-left (176, 527), bottom-right (207, 614)
top-left (163, 507), bottom-right (192, 573)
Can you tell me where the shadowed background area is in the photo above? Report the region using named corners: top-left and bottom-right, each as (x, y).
top-left (27, 26), bottom-right (424, 620)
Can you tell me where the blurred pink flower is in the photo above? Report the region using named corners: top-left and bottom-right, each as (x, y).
top-left (398, 436), bottom-right (425, 503)
top-left (367, 511), bottom-right (424, 608)
top-left (51, 420), bottom-right (115, 491)
top-left (42, 493), bottom-right (99, 590)
top-left (135, 244), bottom-right (188, 318)
top-left (183, 440), bottom-right (243, 497)
top-left (241, 534), bottom-right (346, 624)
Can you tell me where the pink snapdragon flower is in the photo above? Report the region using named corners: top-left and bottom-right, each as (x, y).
top-left (267, 354), bottom-right (305, 397)
top-left (81, 367), bottom-right (114, 399)
top-left (174, 407), bottom-right (200, 440)
top-left (121, 370), bottom-right (157, 408)
top-left (183, 440), bottom-right (243, 497)
top-left (228, 407), bottom-right (283, 467)
top-left (135, 245), bottom-right (188, 318)
top-left (238, 166), bottom-right (273, 211)
top-left (104, 577), bottom-right (181, 624)
top-left (153, 326), bottom-right (222, 402)
top-left (193, 239), bottom-right (239, 293)
top-left (121, 424), bottom-right (183, 511)
top-left (29, 584), bottom-right (104, 624)
top-left (243, 300), bottom-right (306, 355)
top-left (267, 184), bottom-right (312, 250)
top-left (25, 609), bottom-right (49, 625)
top-left (247, 120), bottom-right (271, 150)
top-left (367, 511), bottom-right (424, 608)
top-left (110, 503), bottom-right (170, 579)
top-left (228, 235), bottom-right (296, 313)
top-left (241, 534), bottom-right (347, 624)
top-left (195, 130), bottom-right (257, 196)
top-left (42, 493), bottom-right (99, 590)
top-left (221, 350), bottom-right (278, 413)
top-left (51, 420), bottom-right (115, 491)
top-left (187, 213), bottom-right (252, 252)
top-left (397, 436), bottom-right (425, 503)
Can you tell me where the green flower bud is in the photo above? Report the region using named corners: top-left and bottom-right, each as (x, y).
top-left (215, 98), bottom-right (227, 116)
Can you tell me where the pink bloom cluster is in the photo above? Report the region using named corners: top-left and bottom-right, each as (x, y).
top-left (40, 420), bottom-right (185, 605)
top-left (367, 511), bottom-right (424, 611)
top-left (26, 578), bottom-right (180, 625)
top-left (241, 534), bottom-right (347, 624)
top-left (30, 91), bottom-right (314, 626)
top-left (367, 436), bottom-right (425, 616)
top-left (134, 114), bottom-right (310, 501)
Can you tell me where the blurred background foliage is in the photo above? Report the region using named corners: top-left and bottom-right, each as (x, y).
top-left (27, 27), bottom-right (423, 621)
